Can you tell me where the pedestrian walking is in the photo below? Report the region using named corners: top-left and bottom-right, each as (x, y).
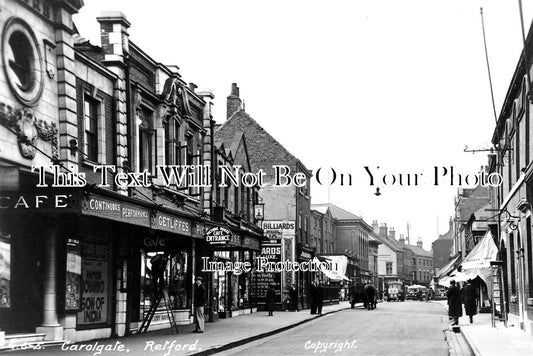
top-left (266, 284), bottom-right (276, 316)
top-left (447, 280), bottom-right (462, 325)
top-left (193, 276), bottom-right (206, 333)
top-left (316, 280), bottom-right (324, 315)
top-left (461, 279), bottom-right (478, 324)
top-left (289, 284), bottom-right (299, 311)
top-left (310, 279), bottom-right (318, 314)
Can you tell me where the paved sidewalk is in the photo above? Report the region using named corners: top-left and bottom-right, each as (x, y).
top-left (7, 302), bottom-right (351, 356)
top-left (431, 300), bottom-right (533, 356)
top-left (461, 313), bottom-right (533, 356)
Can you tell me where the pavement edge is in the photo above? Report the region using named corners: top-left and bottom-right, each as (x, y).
top-left (189, 306), bottom-right (351, 356)
top-left (459, 328), bottom-right (481, 356)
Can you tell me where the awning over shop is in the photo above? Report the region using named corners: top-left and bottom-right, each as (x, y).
top-left (438, 231), bottom-right (497, 291)
top-left (460, 230), bottom-right (498, 291)
top-left (314, 256), bottom-right (350, 281)
top-left (436, 255), bottom-right (460, 278)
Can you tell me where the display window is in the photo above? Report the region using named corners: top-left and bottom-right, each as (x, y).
top-left (139, 249), bottom-right (191, 319)
top-left (0, 232), bottom-right (10, 308)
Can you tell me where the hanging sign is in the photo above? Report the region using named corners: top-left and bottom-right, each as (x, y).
top-left (206, 227), bottom-right (232, 245)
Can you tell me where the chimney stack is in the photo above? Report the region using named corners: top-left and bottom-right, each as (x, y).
top-left (399, 234), bottom-right (405, 244)
top-left (97, 11), bottom-right (131, 62)
top-left (417, 237), bottom-right (423, 249)
top-left (372, 220), bottom-right (379, 234)
top-left (227, 83), bottom-right (242, 119)
top-left (388, 227), bottom-right (396, 240)
top-left (379, 223), bottom-right (388, 238)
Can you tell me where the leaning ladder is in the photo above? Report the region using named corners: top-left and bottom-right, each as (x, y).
top-left (138, 289), bottom-right (179, 334)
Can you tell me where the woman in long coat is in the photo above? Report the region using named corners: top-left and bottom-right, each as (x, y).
top-left (266, 284), bottom-right (276, 316)
top-left (447, 280), bottom-right (462, 325)
top-left (461, 280), bottom-right (478, 323)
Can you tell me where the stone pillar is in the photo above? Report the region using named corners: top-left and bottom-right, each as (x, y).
top-left (36, 227), bottom-right (63, 340)
top-left (54, 2), bottom-right (81, 168)
top-left (197, 89), bottom-right (215, 215)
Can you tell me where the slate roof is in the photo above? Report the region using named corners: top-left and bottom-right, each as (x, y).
top-left (404, 244), bottom-right (433, 258)
top-left (215, 110), bottom-right (311, 177)
top-left (311, 203), bottom-right (361, 221)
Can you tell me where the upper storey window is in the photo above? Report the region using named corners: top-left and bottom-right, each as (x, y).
top-left (2, 18), bottom-right (43, 106)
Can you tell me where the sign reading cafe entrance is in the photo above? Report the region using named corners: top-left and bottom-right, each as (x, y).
top-left (205, 227), bottom-right (232, 245)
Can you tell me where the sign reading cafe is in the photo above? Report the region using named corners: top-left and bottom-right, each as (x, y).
top-left (205, 227), bottom-right (232, 245)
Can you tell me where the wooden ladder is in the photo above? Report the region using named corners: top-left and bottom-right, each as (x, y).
top-left (138, 289), bottom-right (179, 334)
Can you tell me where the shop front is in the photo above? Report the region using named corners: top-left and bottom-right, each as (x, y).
top-left (297, 244), bottom-right (314, 309)
top-left (205, 227), bottom-right (261, 319)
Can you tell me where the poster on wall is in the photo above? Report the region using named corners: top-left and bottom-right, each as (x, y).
top-left (65, 238), bottom-right (81, 311)
top-left (254, 241), bottom-right (282, 305)
top-left (77, 242), bottom-right (109, 325)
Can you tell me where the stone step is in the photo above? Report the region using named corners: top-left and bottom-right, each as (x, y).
top-left (0, 333), bottom-right (60, 351)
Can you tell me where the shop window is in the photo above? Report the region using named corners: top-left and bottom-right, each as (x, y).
top-left (2, 18), bottom-right (43, 106)
top-left (84, 97), bottom-right (99, 162)
top-left (0, 232), bottom-right (11, 308)
top-left (140, 250), bottom-right (190, 320)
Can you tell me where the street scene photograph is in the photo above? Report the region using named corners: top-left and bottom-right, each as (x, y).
top-left (2, 0), bottom-right (533, 355)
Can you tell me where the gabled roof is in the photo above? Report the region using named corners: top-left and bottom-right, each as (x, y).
top-left (370, 230), bottom-right (403, 253)
top-left (214, 131), bottom-right (252, 171)
top-left (311, 203), bottom-right (361, 221)
top-left (404, 244), bottom-right (433, 258)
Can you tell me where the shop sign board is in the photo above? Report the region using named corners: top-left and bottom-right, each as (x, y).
top-left (262, 220), bottom-right (295, 242)
top-left (151, 212), bottom-right (191, 235)
top-left (206, 227), bottom-right (232, 245)
top-left (0, 167), bottom-right (19, 191)
top-left (243, 236), bottom-right (260, 251)
top-left (82, 194), bottom-right (150, 227)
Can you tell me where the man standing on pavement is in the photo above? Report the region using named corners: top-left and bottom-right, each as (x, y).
top-left (316, 279), bottom-right (324, 315)
top-left (194, 276), bottom-right (206, 333)
top-left (461, 279), bottom-right (478, 324)
top-left (447, 280), bottom-right (462, 325)
top-left (310, 278), bottom-right (318, 314)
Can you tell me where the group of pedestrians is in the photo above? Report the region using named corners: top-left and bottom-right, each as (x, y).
top-left (447, 279), bottom-right (479, 325)
top-left (265, 278), bottom-right (324, 316)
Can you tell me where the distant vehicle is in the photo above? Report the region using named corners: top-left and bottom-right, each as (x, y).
top-left (406, 285), bottom-right (430, 300)
top-left (386, 281), bottom-right (405, 302)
